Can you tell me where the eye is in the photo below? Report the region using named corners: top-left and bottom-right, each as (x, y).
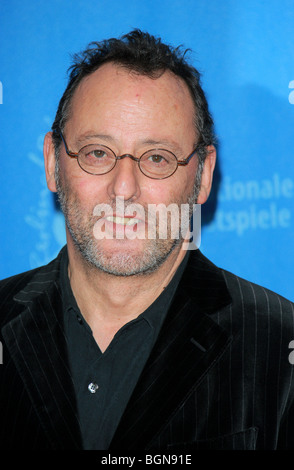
top-left (88, 148), bottom-right (108, 159)
top-left (80, 145), bottom-right (115, 170)
top-left (81, 145), bottom-right (114, 163)
top-left (147, 153), bottom-right (168, 164)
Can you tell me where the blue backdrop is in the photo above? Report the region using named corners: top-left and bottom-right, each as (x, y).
top-left (1, 0), bottom-right (293, 301)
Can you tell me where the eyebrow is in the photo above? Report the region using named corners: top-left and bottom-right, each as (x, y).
top-left (74, 133), bottom-right (184, 153)
top-left (74, 133), bottom-right (114, 147)
top-left (142, 139), bottom-right (181, 150)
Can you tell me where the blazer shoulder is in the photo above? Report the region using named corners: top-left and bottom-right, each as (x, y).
top-left (0, 267), bottom-right (42, 301)
top-left (0, 248), bottom-right (66, 326)
top-left (220, 268), bottom-right (294, 325)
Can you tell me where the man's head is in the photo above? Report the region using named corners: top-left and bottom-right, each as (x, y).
top-left (44, 30), bottom-right (216, 276)
top-left (51, 29), bottom-right (215, 166)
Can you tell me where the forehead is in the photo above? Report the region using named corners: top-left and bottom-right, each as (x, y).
top-left (66, 63), bottom-right (196, 144)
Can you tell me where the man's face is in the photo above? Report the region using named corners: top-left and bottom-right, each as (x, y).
top-left (47, 63), bottom-right (213, 276)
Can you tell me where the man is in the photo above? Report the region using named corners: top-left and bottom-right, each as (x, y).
top-left (0, 30), bottom-right (293, 451)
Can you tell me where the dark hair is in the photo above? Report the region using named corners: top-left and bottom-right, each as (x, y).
top-left (51, 29), bottom-right (215, 163)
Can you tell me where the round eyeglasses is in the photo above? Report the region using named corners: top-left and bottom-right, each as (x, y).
top-left (58, 131), bottom-right (200, 180)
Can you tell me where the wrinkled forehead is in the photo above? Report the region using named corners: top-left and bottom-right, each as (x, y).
top-left (72, 64), bottom-right (193, 109)
top-left (65, 63), bottom-right (197, 144)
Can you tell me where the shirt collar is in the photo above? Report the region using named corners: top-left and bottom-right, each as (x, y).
top-left (59, 247), bottom-right (190, 334)
top-left (60, 248), bottom-right (80, 315)
top-left (138, 251), bottom-right (190, 332)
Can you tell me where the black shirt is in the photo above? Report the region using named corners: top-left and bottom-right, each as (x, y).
top-left (60, 248), bottom-right (189, 449)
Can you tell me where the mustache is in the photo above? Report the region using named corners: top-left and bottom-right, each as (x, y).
top-left (93, 199), bottom-right (149, 221)
top-left (92, 197), bottom-right (195, 219)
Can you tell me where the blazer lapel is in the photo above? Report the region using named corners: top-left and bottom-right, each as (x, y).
top-left (109, 250), bottom-right (233, 450)
top-left (1, 254), bottom-right (82, 449)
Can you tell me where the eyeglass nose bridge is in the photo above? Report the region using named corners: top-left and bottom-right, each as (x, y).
top-left (115, 154), bottom-right (141, 164)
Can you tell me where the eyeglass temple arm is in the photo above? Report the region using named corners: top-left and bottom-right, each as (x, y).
top-left (177, 147), bottom-right (199, 166)
top-left (58, 130), bottom-right (79, 158)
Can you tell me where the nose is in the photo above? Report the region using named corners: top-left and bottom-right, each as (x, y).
top-left (107, 154), bottom-right (141, 202)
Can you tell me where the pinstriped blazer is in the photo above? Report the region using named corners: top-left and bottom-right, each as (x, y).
top-left (0, 246), bottom-right (294, 450)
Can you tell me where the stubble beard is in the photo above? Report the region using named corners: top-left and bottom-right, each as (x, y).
top-left (55, 162), bottom-right (202, 277)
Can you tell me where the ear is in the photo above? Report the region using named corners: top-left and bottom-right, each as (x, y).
top-left (43, 131), bottom-right (57, 193)
top-left (197, 145), bottom-right (216, 204)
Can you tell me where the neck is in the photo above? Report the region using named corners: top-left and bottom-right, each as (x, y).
top-left (67, 240), bottom-right (186, 331)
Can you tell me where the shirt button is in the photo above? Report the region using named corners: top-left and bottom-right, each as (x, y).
top-left (88, 382), bottom-right (99, 394)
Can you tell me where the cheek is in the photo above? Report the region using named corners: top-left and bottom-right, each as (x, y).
top-left (147, 175), bottom-right (194, 205)
top-left (167, 167), bottom-right (198, 202)
top-left (182, 161), bottom-right (199, 195)
top-left (59, 155), bottom-right (109, 203)
top-left (75, 178), bottom-right (110, 207)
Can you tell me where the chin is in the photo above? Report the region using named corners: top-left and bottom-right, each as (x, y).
top-left (79, 237), bottom-right (179, 277)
